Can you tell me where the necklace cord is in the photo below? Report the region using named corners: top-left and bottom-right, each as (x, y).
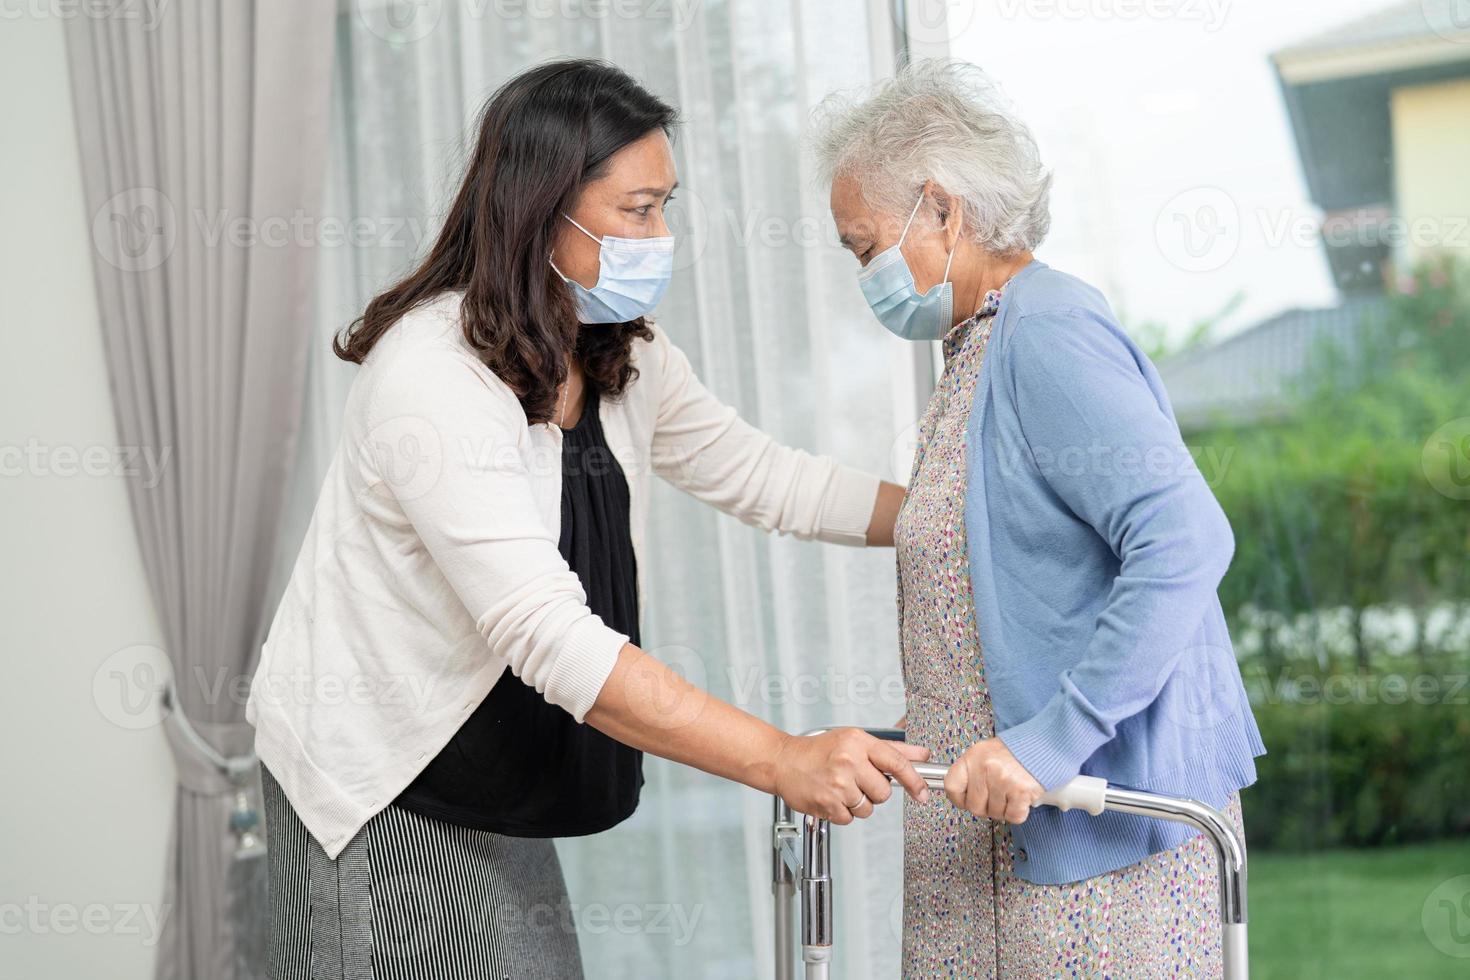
top-left (557, 355), bottom-right (572, 427)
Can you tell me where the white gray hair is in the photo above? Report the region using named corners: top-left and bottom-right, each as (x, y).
top-left (809, 59), bottom-right (1051, 255)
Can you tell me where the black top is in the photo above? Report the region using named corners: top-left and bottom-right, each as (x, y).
top-left (393, 386), bottom-right (644, 837)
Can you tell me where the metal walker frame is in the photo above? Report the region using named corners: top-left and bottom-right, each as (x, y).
top-left (771, 727), bottom-right (1248, 980)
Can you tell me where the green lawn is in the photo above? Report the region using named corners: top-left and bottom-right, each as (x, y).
top-left (1250, 837), bottom-right (1470, 978)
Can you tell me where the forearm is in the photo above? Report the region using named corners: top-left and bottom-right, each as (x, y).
top-left (584, 643), bottom-right (788, 794)
top-left (996, 507), bottom-right (1235, 787)
top-left (865, 480), bottom-right (906, 547)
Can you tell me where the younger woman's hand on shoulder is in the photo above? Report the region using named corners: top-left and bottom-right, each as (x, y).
top-left (865, 481), bottom-right (907, 547)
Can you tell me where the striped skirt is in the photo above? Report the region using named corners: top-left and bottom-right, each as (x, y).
top-left (260, 764), bottom-right (585, 980)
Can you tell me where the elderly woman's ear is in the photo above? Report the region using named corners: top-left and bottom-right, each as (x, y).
top-left (927, 183), bottom-right (960, 232)
top-left (904, 182), bottom-right (968, 292)
top-left (931, 186), bottom-right (968, 268)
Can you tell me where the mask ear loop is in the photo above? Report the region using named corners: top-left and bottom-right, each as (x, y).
top-left (562, 213), bottom-right (603, 244)
top-left (550, 213), bottom-right (603, 283)
top-left (902, 188), bottom-right (960, 289)
top-left (897, 191), bottom-right (925, 248)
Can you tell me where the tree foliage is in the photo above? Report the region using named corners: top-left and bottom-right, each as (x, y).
top-left (1191, 257), bottom-right (1470, 670)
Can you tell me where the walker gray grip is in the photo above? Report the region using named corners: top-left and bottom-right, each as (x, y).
top-left (1035, 775), bottom-right (1108, 815)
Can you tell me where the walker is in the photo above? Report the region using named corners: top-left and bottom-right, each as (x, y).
top-left (771, 727), bottom-right (1248, 980)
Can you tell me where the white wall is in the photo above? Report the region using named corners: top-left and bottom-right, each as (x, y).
top-left (1392, 75), bottom-right (1470, 268)
top-left (0, 14), bottom-right (174, 980)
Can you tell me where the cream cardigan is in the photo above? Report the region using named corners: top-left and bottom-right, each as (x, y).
top-left (246, 291), bottom-right (881, 857)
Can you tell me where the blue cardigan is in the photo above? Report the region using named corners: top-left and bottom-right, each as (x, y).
top-left (967, 259), bottom-right (1266, 885)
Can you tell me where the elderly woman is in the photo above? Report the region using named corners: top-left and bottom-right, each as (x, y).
top-left (811, 60), bottom-right (1266, 977)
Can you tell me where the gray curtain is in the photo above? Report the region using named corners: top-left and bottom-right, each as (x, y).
top-left (63, 2), bottom-right (335, 977)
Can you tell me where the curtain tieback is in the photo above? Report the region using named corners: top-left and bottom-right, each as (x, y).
top-left (160, 680), bottom-right (265, 860)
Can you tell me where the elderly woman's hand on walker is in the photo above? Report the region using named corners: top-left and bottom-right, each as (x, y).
top-left (944, 738), bottom-right (1045, 825)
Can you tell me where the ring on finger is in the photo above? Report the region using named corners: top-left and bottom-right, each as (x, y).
top-left (845, 795), bottom-right (869, 812)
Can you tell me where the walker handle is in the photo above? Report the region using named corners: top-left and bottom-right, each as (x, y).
top-left (782, 728), bottom-right (1247, 980)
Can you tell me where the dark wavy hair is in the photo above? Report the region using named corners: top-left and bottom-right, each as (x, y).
top-left (333, 60), bottom-right (678, 423)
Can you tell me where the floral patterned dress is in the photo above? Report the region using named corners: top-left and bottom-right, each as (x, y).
top-left (895, 289), bottom-right (1242, 978)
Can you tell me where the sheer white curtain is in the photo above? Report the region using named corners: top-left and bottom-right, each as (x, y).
top-left (278, 2), bottom-right (939, 976)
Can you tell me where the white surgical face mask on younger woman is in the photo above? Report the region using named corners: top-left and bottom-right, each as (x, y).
top-left (856, 191), bottom-right (959, 342)
top-left (550, 213), bottom-right (675, 324)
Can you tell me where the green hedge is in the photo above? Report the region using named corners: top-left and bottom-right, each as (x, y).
top-left (1244, 690), bottom-right (1470, 851)
top-left (1177, 258), bottom-right (1470, 851)
top-left (1190, 257), bottom-right (1470, 674)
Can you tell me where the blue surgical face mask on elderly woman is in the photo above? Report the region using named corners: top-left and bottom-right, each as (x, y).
top-left (857, 191), bottom-right (958, 341)
top-left (550, 213), bottom-right (675, 323)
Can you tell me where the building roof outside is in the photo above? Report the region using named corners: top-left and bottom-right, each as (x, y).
top-left (1157, 296), bottom-right (1386, 431)
top-left (1273, 1), bottom-right (1470, 84)
top-left (1276, 0), bottom-right (1470, 58)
